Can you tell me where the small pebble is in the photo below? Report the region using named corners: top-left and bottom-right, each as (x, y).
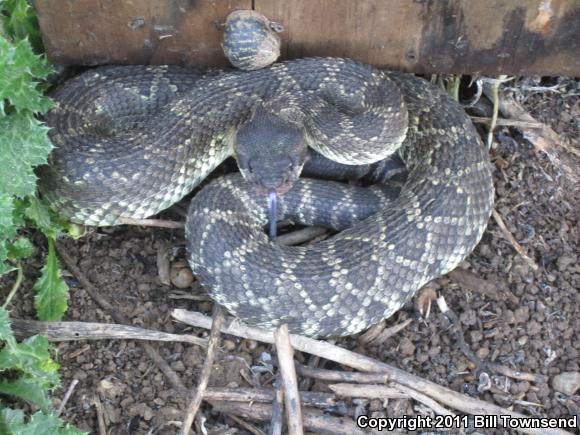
top-left (552, 372), bottom-right (580, 395)
top-left (222, 339), bottom-right (237, 351)
top-left (170, 264), bottom-right (194, 288)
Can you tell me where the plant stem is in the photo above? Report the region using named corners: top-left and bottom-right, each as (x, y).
top-left (2, 262), bottom-right (23, 309)
top-left (446, 75), bottom-right (461, 101)
top-left (487, 74), bottom-right (507, 149)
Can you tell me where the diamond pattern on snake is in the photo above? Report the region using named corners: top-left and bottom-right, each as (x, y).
top-left (38, 58), bottom-right (494, 337)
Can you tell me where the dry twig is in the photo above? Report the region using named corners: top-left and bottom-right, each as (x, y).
top-left (269, 378), bottom-right (284, 435)
top-left (329, 383), bottom-right (405, 399)
top-left (92, 394), bottom-right (107, 435)
top-left (56, 378), bottom-right (79, 417)
top-left (156, 241), bottom-right (172, 286)
top-left (118, 217), bottom-right (185, 229)
top-left (10, 318), bottom-right (207, 346)
top-left (393, 383), bottom-right (455, 416)
top-left (470, 116), bottom-right (544, 129)
top-left (210, 401), bottom-right (369, 435)
top-left (203, 387), bottom-right (338, 409)
top-left (276, 226), bottom-right (328, 246)
top-left (296, 364), bottom-right (389, 384)
top-left (274, 324), bottom-right (303, 435)
top-left (173, 309), bottom-right (574, 435)
top-left (181, 305), bottom-right (224, 435)
top-left (357, 318), bottom-right (413, 346)
top-left (228, 414), bottom-right (266, 435)
top-left (330, 383), bottom-right (454, 416)
top-left (491, 209), bottom-right (539, 271)
top-left (486, 75), bottom-right (508, 149)
top-left (448, 267), bottom-right (518, 303)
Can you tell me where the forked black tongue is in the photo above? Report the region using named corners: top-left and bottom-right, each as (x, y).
top-left (268, 189), bottom-right (277, 240)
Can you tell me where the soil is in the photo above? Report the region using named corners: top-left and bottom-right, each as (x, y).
top-left (1, 78), bottom-right (578, 435)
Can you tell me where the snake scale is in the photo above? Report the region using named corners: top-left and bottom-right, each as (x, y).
top-left (39, 58), bottom-right (494, 337)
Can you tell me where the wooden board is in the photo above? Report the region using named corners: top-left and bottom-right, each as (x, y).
top-left (35, 0), bottom-right (251, 66)
top-left (35, 0), bottom-right (580, 75)
top-left (257, 0), bottom-right (580, 75)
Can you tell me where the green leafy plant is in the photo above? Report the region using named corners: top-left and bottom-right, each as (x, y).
top-left (1, 1), bottom-right (85, 432)
top-left (0, 0), bottom-right (70, 320)
top-left (0, 309), bottom-right (84, 434)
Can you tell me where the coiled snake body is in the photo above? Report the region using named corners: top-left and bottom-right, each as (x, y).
top-left (40, 58), bottom-right (493, 337)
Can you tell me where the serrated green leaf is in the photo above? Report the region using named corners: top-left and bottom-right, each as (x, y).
top-left (20, 196), bottom-right (74, 240)
top-left (0, 246), bottom-right (14, 275)
top-left (0, 194), bottom-right (16, 237)
top-left (0, 377), bottom-right (51, 410)
top-left (59, 424), bottom-right (87, 435)
top-left (0, 408), bottom-right (86, 435)
top-left (0, 308), bottom-right (13, 341)
top-left (33, 238), bottom-right (68, 321)
top-left (0, 194), bottom-right (16, 275)
top-left (0, 112), bottom-right (53, 198)
top-left (0, 335), bottom-right (60, 387)
top-left (2, 0), bottom-right (44, 52)
top-left (0, 407), bottom-right (25, 434)
top-left (23, 196), bottom-right (52, 231)
top-left (7, 236), bottom-right (34, 259)
top-left (0, 36), bottom-right (54, 112)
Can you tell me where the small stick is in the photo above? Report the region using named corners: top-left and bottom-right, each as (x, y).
top-left (10, 318), bottom-right (207, 346)
top-left (156, 241), bottom-right (172, 286)
top-left (274, 324), bottom-right (303, 435)
top-left (298, 354), bottom-right (321, 391)
top-left (181, 305), bottom-right (224, 435)
top-left (269, 378), bottom-right (284, 435)
top-left (470, 116), bottom-right (544, 129)
top-left (228, 414), bottom-right (266, 435)
top-left (329, 383), bottom-right (406, 399)
top-left (210, 401), bottom-right (369, 435)
top-left (173, 309), bottom-right (574, 435)
top-left (118, 217), bottom-right (185, 229)
top-left (93, 394), bottom-right (107, 435)
top-left (487, 75), bottom-right (507, 149)
top-left (68, 344), bottom-right (91, 360)
top-left (56, 378), bottom-right (79, 417)
top-left (491, 364), bottom-right (548, 384)
top-left (357, 318), bottom-right (413, 346)
top-left (447, 267), bottom-right (518, 303)
top-left (2, 262), bottom-right (23, 309)
top-left (390, 383), bottom-right (455, 416)
top-left (436, 295), bottom-right (486, 369)
top-left (143, 343), bottom-right (187, 391)
top-left (295, 364), bottom-right (389, 384)
top-left (491, 209), bottom-right (539, 270)
top-left (332, 382), bottom-right (455, 416)
top-left (56, 245), bottom-right (119, 317)
top-left (203, 387), bottom-right (338, 409)
top-left (276, 226), bottom-right (327, 246)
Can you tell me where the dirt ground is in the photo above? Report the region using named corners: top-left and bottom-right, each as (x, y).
top-left (2, 77), bottom-right (579, 434)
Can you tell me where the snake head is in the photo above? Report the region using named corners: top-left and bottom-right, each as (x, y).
top-left (235, 105), bottom-right (308, 195)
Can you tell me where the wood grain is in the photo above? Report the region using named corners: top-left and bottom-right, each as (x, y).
top-left (35, 0), bottom-right (250, 66)
top-left (257, 0), bottom-right (580, 75)
top-left (34, 0), bottom-right (580, 75)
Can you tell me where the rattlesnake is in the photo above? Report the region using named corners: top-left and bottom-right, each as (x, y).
top-left (39, 58), bottom-right (494, 337)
